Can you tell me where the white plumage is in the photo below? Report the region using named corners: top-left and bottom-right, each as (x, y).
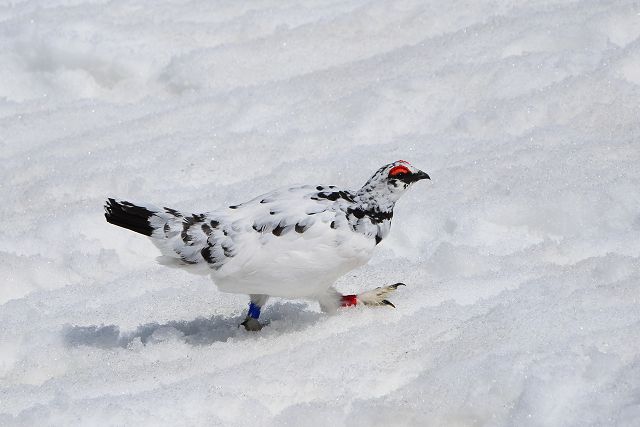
top-left (105, 160), bottom-right (429, 330)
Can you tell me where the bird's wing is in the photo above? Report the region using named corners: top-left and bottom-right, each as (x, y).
top-left (156, 185), bottom-right (358, 269)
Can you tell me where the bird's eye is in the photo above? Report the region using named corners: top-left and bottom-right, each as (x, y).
top-left (389, 165), bottom-right (410, 177)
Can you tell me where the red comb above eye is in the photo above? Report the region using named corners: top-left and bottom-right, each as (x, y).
top-left (389, 165), bottom-right (410, 176)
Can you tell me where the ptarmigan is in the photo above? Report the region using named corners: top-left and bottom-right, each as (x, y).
top-left (105, 160), bottom-right (430, 330)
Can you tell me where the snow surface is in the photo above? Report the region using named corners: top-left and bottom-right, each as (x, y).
top-left (1, 0), bottom-right (640, 425)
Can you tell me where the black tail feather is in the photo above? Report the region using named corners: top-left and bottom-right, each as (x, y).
top-left (104, 198), bottom-right (155, 236)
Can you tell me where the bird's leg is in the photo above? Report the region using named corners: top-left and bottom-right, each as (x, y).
top-left (319, 283), bottom-right (405, 313)
top-left (341, 283), bottom-right (405, 308)
top-left (240, 294), bottom-right (269, 331)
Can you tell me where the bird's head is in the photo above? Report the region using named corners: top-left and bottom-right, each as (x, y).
top-left (358, 160), bottom-right (430, 205)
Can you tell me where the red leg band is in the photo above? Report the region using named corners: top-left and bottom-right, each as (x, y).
top-left (341, 294), bottom-right (358, 307)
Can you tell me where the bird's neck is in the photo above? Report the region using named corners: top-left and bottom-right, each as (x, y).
top-left (354, 185), bottom-right (396, 215)
top-left (345, 190), bottom-right (394, 244)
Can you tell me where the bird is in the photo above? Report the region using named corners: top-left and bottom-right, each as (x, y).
top-left (104, 160), bottom-right (430, 330)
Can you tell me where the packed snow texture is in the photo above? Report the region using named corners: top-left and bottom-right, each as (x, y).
top-left (1, 0), bottom-right (640, 425)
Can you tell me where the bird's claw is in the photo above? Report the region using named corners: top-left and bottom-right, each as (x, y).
top-left (240, 317), bottom-right (264, 331)
top-left (381, 299), bottom-right (395, 308)
top-left (357, 282), bottom-right (405, 308)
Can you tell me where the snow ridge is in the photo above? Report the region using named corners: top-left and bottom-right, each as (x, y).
top-left (1, 0), bottom-right (639, 426)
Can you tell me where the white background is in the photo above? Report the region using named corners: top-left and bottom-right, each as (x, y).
top-left (1, 0), bottom-right (639, 425)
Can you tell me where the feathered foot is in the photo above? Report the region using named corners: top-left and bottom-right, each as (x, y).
top-left (240, 296), bottom-right (269, 331)
top-left (341, 282), bottom-right (406, 308)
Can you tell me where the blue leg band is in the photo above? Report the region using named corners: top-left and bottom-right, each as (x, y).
top-left (248, 303), bottom-right (261, 319)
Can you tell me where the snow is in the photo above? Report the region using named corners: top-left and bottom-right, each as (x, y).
top-left (1, 0), bottom-right (639, 425)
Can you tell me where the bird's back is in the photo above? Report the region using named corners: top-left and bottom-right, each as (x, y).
top-left (106, 185), bottom-right (378, 297)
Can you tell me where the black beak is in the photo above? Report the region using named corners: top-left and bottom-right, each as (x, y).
top-left (415, 170), bottom-right (430, 181)
top-left (409, 170), bottom-right (430, 183)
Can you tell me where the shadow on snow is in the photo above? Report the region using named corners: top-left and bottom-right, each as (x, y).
top-left (62, 301), bottom-right (323, 348)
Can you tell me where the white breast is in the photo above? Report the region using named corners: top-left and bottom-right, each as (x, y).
top-left (211, 217), bottom-right (375, 298)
